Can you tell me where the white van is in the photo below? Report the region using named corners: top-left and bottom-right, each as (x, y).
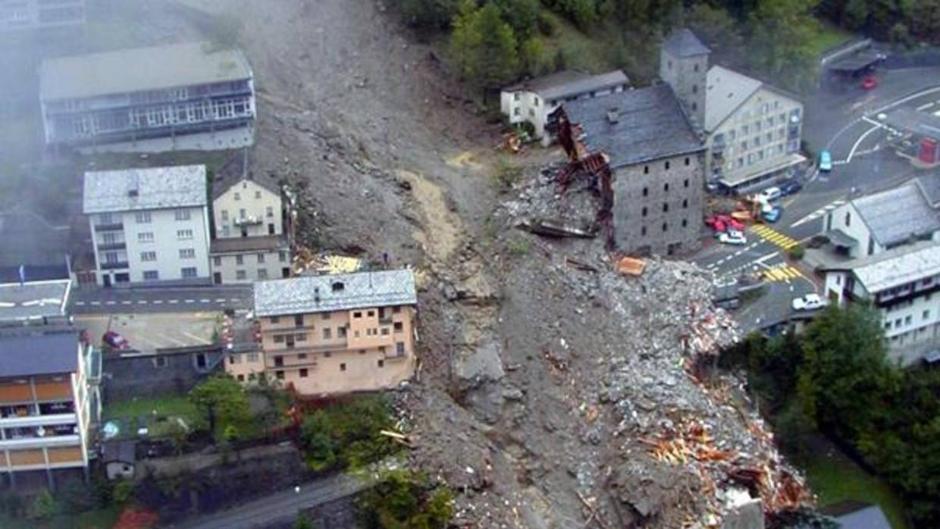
top-left (759, 186), bottom-right (782, 203)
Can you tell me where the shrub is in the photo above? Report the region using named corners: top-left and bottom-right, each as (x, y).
top-left (112, 480), bottom-right (135, 505)
top-left (491, 160), bottom-right (522, 190)
top-left (27, 489), bottom-right (59, 520)
top-left (507, 238), bottom-right (530, 256)
top-left (358, 469), bottom-right (453, 529)
top-left (788, 245), bottom-right (805, 260)
top-left (300, 395), bottom-right (398, 472)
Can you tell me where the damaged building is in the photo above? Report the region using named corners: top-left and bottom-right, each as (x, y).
top-left (560, 84), bottom-right (706, 256)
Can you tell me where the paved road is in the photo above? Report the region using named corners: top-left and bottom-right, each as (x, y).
top-left (70, 284), bottom-right (252, 314)
top-left (162, 472), bottom-right (368, 529)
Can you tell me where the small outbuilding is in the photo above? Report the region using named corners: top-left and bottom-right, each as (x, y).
top-left (101, 440), bottom-right (137, 480)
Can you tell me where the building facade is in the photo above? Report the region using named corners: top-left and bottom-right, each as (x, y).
top-left (209, 158), bottom-right (292, 283)
top-left (822, 242), bottom-right (940, 365)
top-left (83, 165), bottom-right (212, 287)
top-left (500, 70), bottom-right (629, 145)
top-left (0, 331), bottom-right (99, 487)
top-left (0, 0), bottom-right (84, 32)
top-left (563, 84), bottom-right (706, 256)
top-left (39, 42), bottom-right (255, 153)
top-left (661, 29), bottom-right (804, 194)
top-left (236, 270), bottom-right (418, 396)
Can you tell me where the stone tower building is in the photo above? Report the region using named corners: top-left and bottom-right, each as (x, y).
top-left (660, 28), bottom-right (709, 131)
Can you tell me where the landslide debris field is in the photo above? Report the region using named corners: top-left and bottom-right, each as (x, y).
top-left (76, 1), bottom-right (811, 527)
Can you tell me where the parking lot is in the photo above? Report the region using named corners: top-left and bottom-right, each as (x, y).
top-left (76, 312), bottom-right (220, 352)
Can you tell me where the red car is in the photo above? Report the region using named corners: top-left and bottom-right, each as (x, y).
top-left (103, 331), bottom-right (129, 350)
top-left (706, 215), bottom-right (745, 233)
top-left (861, 75), bottom-right (878, 90)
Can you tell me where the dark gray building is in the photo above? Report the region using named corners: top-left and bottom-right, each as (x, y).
top-left (39, 42), bottom-right (255, 153)
top-left (660, 28), bottom-right (709, 129)
top-left (564, 84), bottom-right (705, 256)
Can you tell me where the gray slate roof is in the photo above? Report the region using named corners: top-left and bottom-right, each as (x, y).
top-left (0, 280), bottom-right (72, 323)
top-left (852, 181), bottom-right (940, 247)
top-left (40, 42), bottom-right (252, 101)
top-left (84, 165), bottom-right (207, 214)
top-left (847, 241), bottom-right (940, 293)
top-left (705, 65), bottom-right (763, 132)
top-left (254, 269), bottom-right (417, 317)
top-left (0, 332), bottom-right (78, 377)
top-left (505, 70), bottom-right (630, 102)
top-left (662, 29), bottom-right (710, 58)
top-left (563, 84), bottom-right (704, 169)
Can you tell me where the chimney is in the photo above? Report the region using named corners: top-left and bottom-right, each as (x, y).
top-left (314, 287), bottom-right (320, 304)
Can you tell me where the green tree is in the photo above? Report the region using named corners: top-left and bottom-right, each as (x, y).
top-left (359, 469), bottom-right (453, 529)
top-left (27, 489), bottom-right (59, 520)
top-left (908, 0), bottom-right (940, 43)
top-left (746, 0), bottom-right (821, 92)
top-left (299, 395), bottom-right (398, 471)
top-left (398, 0), bottom-right (461, 30)
top-left (450, 1), bottom-right (520, 90)
top-left (189, 375), bottom-right (253, 442)
top-left (294, 514), bottom-right (316, 529)
top-left (520, 36), bottom-right (553, 76)
top-left (843, 0), bottom-right (870, 29)
top-left (796, 305), bottom-right (897, 442)
top-left (492, 0), bottom-right (541, 38)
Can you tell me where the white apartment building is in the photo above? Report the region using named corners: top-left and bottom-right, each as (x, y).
top-left (83, 165), bottom-right (212, 287)
top-left (500, 69), bottom-right (629, 145)
top-left (823, 242), bottom-right (940, 365)
top-left (209, 154), bottom-right (292, 284)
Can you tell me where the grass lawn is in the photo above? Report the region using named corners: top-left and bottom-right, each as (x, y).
top-left (104, 394), bottom-right (203, 439)
top-left (796, 446), bottom-right (909, 529)
top-left (807, 21), bottom-right (854, 58)
top-left (0, 506), bottom-right (121, 529)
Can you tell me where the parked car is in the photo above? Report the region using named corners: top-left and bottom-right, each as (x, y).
top-left (758, 186), bottom-right (782, 203)
top-left (779, 179), bottom-right (802, 196)
top-left (861, 75), bottom-right (878, 90)
top-left (706, 215), bottom-right (745, 234)
top-left (718, 230), bottom-right (747, 245)
top-left (762, 205), bottom-right (782, 223)
top-left (103, 331), bottom-right (129, 350)
top-left (791, 293), bottom-right (827, 311)
top-left (819, 150), bottom-right (832, 172)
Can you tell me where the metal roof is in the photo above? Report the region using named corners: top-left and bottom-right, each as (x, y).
top-left (0, 331), bottom-right (79, 377)
top-left (505, 70), bottom-right (630, 102)
top-left (253, 269), bottom-right (417, 317)
top-left (0, 280), bottom-right (71, 323)
top-left (563, 84), bottom-right (704, 169)
top-left (915, 174), bottom-right (940, 207)
top-left (851, 181), bottom-right (940, 247)
top-left (83, 165), bottom-right (207, 214)
top-left (662, 29), bottom-right (710, 58)
top-left (849, 241), bottom-right (940, 293)
top-left (704, 65), bottom-right (762, 132)
top-left (40, 42), bottom-right (252, 101)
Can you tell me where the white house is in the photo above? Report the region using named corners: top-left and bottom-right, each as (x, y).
top-left (500, 69), bottom-right (629, 145)
top-left (209, 153), bottom-right (292, 284)
top-left (822, 241), bottom-right (940, 364)
top-left (83, 165), bottom-right (212, 286)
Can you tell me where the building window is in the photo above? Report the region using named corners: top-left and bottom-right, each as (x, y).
top-left (135, 212), bottom-right (152, 224)
top-left (177, 229), bottom-right (193, 240)
top-left (181, 267), bottom-right (198, 278)
top-left (663, 203), bottom-right (669, 212)
top-left (279, 251), bottom-right (288, 263)
top-left (221, 210), bottom-right (229, 221)
top-left (229, 354), bottom-right (240, 365)
top-left (179, 248), bottom-right (195, 259)
top-left (237, 374), bottom-right (245, 382)
top-left (298, 353), bottom-right (307, 359)
top-left (642, 187), bottom-right (648, 197)
top-left (257, 253), bottom-right (265, 264)
top-left (321, 312), bottom-right (331, 320)
top-left (175, 209), bottom-right (191, 221)
top-left (394, 322), bottom-right (403, 333)
top-left (693, 63), bottom-right (699, 72)
top-left (154, 356), bottom-right (168, 368)
top-left (381, 328), bottom-right (390, 336)
top-left (684, 157), bottom-right (690, 166)
top-left (377, 359), bottom-right (384, 368)
top-left (662, 222), bottom-right (668, 232)
top-left (684, 179), bottom-right (689, 188)
top-left (234, 192), bottom-right (241, 201)
top-left (274, 355), bottom-right (284, 367)
top-left (923, 310), bottom-right (930, 320)
top-left (299, 368), bottom-right (308, 378)
top-left (905, 315), bottom-right (912, 325)
top-left (138, 232), bottom-right (154, 243)
top-left (644, 165), bottom-right (649, 174)
top-left (275, 370), bottom-right (284, 380)
top-left (340, 363), bottom-right (346, 372)
top-left (682, 219), bottom-right (688, 227)
top-left (323, 328), bottom-right (331, 340)
top-left (396, 342), bottom-right (405, 355)
top-left (642, 207), bottom-right (648, 217)
top-left (248, 353), bottom-right (259, 362)
top-left (641, 226), bottom-right (647, 236)
top-left (359, 349), bottom-right (366, 355)
top-left (240, 208), bottom-right (247, 219)
top-left (664, 161), bottom-right (670, 170)
top-left (270, 316), bottom-right (280, 324)
top-left (682, 199), bottom-right (688, 208)
top-left (338, 327), bottom-right (347, 338)
top-left (236, 270), bottom-right (247, 280)
top-left (353, 311), bottom-right (362, 318)
top-left (266, 206), bottom-right (274, 218)
top-left (236, 255), bottom-right (244, 265)
top-left (393, 306), bottom-right (402, 313)
top-left (140, 251), bottom-right (157, 262)
top-left (274, 335), bottom-right (285, 343)
top-left (213, 256), bottom-right (222, 266)
top-left (845, 212), bottom-right (851, 227)
top-left (367, 310), bottom-right (375, 317)
top-left (143, 270), bottom-right (159, 281)
top-left (664, 183), bottom-right (670, 192)
top-left (258, 269), bottom-right (268, 280)
top-left (692, 102), bottom-right (697, 112)
top-left (294, 315), bottom-right (304, 327)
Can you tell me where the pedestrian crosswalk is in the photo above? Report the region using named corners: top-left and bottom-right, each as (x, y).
top-left (762, 264), bottom-right (804, 283)
top-left (750, 224), bottom-right (800, 250)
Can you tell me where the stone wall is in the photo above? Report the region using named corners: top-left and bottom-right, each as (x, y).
top-left (102, 347), bottom-right (223, 401)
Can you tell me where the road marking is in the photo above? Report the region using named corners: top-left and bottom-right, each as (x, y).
top-left (200, 298), bottom-right (211, 303)
top-left (184, 299), bottom-right (195, 303)
top-left (215, 298), bottom-right (226, 303)
top-left (168, 299), bottom-right (179, 304)
top-left (750, 224), bottom-right (800, 250)
top-left (75, 301), bottom-right (86, 306)
top-left (153, 300), bottom-right (163, 304)
top-left (918, 101), bottom-right (935, 111)
top-left (121, 301), bottom-right (132, 305)
top-left (90, 301), bottom-right (101, 306)
top-left (105, 301), bottom-right (116, 305)
top-left (229, 298), bottom-right (240, 303)
top-left (762, 264), bottom-right (804, 283)
top-left (138, 300), bottom-right (148, 305)
top-left (846, 124), bottom-right (880, 164)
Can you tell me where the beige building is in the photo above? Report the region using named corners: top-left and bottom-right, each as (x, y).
top-left (230, 270), bottom-right (418, 397)
top-left (209, 153), bottom-right (292, 283)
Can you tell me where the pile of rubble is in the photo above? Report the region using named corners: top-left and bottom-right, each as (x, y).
top-left (503, 164), bottom-right (602, 239)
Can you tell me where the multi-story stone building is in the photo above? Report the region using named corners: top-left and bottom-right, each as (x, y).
top-left (662, 29), bottom-right (804, 194)
top-left (83, 165), bottom-right (212, 287)
top-left (39, 42), bottom-right (255, 153)
top-left (209, 153), bottom-right (292, 284)
top-left (234, 270), bottom-right (417, 397)
top-left (0, 0), bottom-right (84, 32)
top-left (563, 84), bottom-right (706, 256)
top-left (500, 69), bottom-right (629, 145)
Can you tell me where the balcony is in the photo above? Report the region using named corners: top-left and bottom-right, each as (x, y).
top-left (94, 222), bottom-right (124, 231)
top-left (265, 342), bottom-right (343, 354)
top-left (0, 433), bottom-right (80, 450)
top-left (0, 413), bottom-right (77, 429)
top-left (101, 261), bottom-right (129, 270)
top-left (97, 242), bottom-right (126, 251)
top-left (234, 215), bottom-right (263, 227)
